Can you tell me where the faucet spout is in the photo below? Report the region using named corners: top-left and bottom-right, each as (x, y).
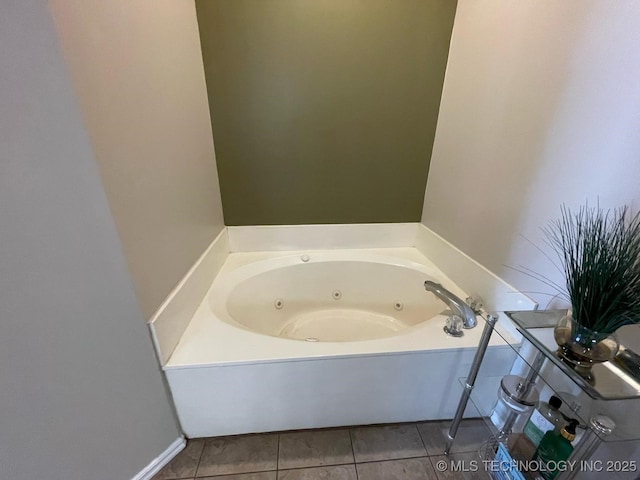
top-left (424, 281), bottom-right (477, 329)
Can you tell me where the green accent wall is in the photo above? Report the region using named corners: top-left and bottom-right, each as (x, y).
top-left (196, 0), bottom-right (457, 225)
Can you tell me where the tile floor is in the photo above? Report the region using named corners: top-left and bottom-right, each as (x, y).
top-left (153, 419), bottom-right (490, 480)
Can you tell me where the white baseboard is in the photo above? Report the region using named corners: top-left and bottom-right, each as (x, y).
top-left (132, 436), bottom-right (186, 480)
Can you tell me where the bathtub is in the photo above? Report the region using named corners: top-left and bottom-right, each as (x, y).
top-left (159, 244), bottom-right (523, 438)
top-left (216, 251), bottom-right (471, 343)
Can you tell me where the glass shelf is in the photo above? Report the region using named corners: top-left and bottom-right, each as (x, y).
top-left (459, 376), bottom-right (571, 480)
top-left (503, 310), bottom-right (640, 401)
top-left (460, 369), bottom-right (638, 480)
top-left (460, 374), bottom-right (592, 441)
top-left (463, 310), bottom-right (640, 443)
top-left (446, 310), bottom-right (640, 480)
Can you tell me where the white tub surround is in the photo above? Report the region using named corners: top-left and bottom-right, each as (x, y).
top-left (227, 223), bottom-right (419, 252)
top-left (167, 345), bottom-right (517, 438)
top-left (414, 226), bottom-right (538, 312)
top-left (149, 229), bottom-right (229, 364)
top-left (168, 248), bottom-right (518, 367)
top-left (227, 223), bottom-right (537, 313)
top-left (149, 223), bottom-right (536, 438)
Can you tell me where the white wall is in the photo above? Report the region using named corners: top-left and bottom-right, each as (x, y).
top-left (422, 0), bottom-right (640, 309)
top-left (0, 2), bottom-right (180, 479)
top-left (422, 1), bottom-right (640, 470)
top-left (49, 0), bottom-right (225, 319)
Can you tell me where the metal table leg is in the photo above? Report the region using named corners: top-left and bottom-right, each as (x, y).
top-left (556, 415), bottom-right (615, 480)
top-left (445, 313), bottom-right (499, 455)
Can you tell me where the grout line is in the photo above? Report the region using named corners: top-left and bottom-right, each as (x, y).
top-left (197, 468), bottom-right (278, 478)
top-left (193, 438), bottom-right (206, 479)
top-left (348, 427), bottom-right (360, 480)
top-left (348, 428), bottom-right (357, 465)
top-left (408, 423), bottom-right (429, 458)
top-left (354, 454), bottom-right (432, 465)
top-left (277, 462), bottom-right (357, 473)
top-left (415, 421), bottom-right (430, 455)
top-left (427, 456), bottom-right (445, 480)
top-left (276, 433), bottom-right (280, 473)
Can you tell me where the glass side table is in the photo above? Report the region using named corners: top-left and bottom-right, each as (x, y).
top-left (505, 310), bottom-right (640, 401)
top-left (446, 310), bottom-right (640, 480)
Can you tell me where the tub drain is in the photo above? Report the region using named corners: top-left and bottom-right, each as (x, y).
top-left (393, 301), bottom-right (404, 311)
top-left (305, 337), bottom-right (319, 342)
top-left (274, 298), bottom-right (284, 309)
top-left (332, 290), bottom-right (342, 300)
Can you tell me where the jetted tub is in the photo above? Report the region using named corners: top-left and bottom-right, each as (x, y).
top-left (162, 247), bottom-right (520, 438)
top-left (217, 252), bottom-right (463, 342)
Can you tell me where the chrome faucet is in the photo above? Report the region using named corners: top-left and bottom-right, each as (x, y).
top-left (424, 281), bottom-right (477, 329)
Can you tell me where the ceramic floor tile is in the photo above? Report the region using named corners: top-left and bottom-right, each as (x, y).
top-left (277, 465), bottom-right (357, 480)
top-left (430, 452), bottom-right (486, 480)
top-left (417, 421), bottom-right (449, 456)
top-left (153, 439), bottom-right (204, 480)
top-left (357, 457), bottom-right (438, 480)
top-left (278, 429), bottom-right (353, 469)
top-left (196, 433), bottom-right (278, 477)
top-left (350, 424), bottom-right (427, 463)
top-left (200, 473), bottom-right (277, 480)
top-left (417, 419), bottom-right (490, 456)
